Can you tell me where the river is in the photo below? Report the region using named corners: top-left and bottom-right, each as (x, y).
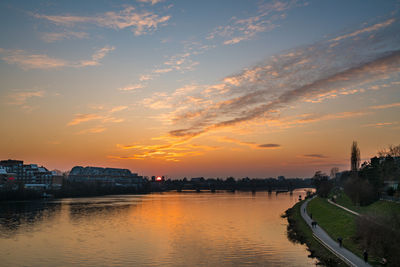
top-left (0, 190), bottom-right (316, 266)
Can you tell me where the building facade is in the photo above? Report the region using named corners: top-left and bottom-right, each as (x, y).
top-left (69, 166), bottom-right (143, 188)
top-left (0, 159), bottom-right (53, 189)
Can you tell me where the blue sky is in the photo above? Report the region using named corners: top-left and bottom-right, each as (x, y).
top-left (0, 0), bottom-right (399, 177)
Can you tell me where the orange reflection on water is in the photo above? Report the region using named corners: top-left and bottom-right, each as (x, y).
top-left (0, 191), bottom-right (316, 266)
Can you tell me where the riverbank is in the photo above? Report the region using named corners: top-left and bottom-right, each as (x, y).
top-left (283, 201), bottom-right (346, 266)
top-left (332, 189), bottom-right (400, 215)
top-left (307, 198), bottom-right (363, 259)
top-left (307, 196), bottom-right (400, 266)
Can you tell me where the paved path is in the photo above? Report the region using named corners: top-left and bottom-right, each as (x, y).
top-left (327, 199), bottom-right (360, 216)
top-left (301, 199), bottom-right (371, 267)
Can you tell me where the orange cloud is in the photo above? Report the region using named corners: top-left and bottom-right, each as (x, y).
top-left (370, 102), bottom-right (400, 109)
top-left (1, 50), bottom-right (67, 69)
top-left (109, 106), bottom-right (128, 113)
top-left (112, 136), bottom-right (220, 162)
top-left (301, 154), bottom-right (328, 159)
top-left (362, 122), bottom-right (398, 128)
top-left (77, 127), bottom-right (107, 134)
top-left (264, 111), bottom-right (368, 129)
top-left (119, 84), bottom-right (144, 91)
top-left (67, 105), bottom-right (126, 128)
top-left (78, 46), bottom-right (115, 67)
top-left (166, 48), bottom-right (400, 139)
top-left (153, 68), bottom-right (173, 74)
top-left (0, 46), bottom-right (114, 70)
top-left (67, 114), bottom-right (106, 126)
top-left (8, 90), bottom-right (45, 105)
top-left (218, 137), bottom-right (281, 150)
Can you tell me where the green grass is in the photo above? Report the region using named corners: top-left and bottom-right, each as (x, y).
top-left (308, 198), bottom-right (359, 253)
top-left (308, 197), bottom-right (381, 266)
top-left (331, 190), bottom-right (361, 212)
top-left (362, 200), bottom-right (400, 215)
top-left (333, 189), bottom-right (400, 216)
top-left (284, 201), bottom-right (347, 266)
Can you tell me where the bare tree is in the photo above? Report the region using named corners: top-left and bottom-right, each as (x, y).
top-left (351, 141), bottom-right (360, 172)
top-left (378, 144), bottom-right (400, 157)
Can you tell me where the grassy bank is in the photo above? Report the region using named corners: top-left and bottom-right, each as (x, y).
top-left (333, 190), bottom-right (400, 215)
top-left (307, 197), bottom-right (380, 265)
top-left (284, 201), bottom-right (346, 266)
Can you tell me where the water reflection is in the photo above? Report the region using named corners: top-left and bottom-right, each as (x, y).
top-left (67, 197), bottom-right (140, 223)
top-left (0, 201), bottom-right (61, 238)
top-left (0, 191), bottom-right (316, 267)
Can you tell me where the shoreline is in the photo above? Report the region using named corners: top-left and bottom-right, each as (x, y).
top-left (0, 187), bottom-right (312, 202)
top-left (283, 200), bottom-right (347, 266)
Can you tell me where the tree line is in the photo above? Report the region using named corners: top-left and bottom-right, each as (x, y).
top-left (312, 142), bottom-right (400, 265)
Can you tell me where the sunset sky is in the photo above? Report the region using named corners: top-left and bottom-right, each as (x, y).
top-left (0, 0), bottom-right (399, 178)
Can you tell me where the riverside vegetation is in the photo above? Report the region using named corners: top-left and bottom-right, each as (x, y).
top-left (285, 143), bottom-right (400, 266)
top-left (285, 192), bottom-right (400, 266)
top-left (283, 199), bottom-right (346, 266)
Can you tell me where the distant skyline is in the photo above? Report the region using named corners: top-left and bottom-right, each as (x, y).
top-left (0, 0), bottom-right (399, 178)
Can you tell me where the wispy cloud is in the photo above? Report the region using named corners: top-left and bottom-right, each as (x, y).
top-left (153, 68), bottom-right (173, 74)
top-left (362, 122), bottom-right (399, 128)
top-left (67, 113), bottom-right (106, 126)
top-left (218, 137), bottom-right (280, 149)
top-left (67, 105), bottom-right (127, 132)
top-left (34, 6), bottom-right (170, 36)
top-left (132, 1), bottom-right (302, 84)
top-left (78, 46), bottom-right (115, 67)
top-left (110, 105), bottom-right (128, 113)
top-left (118, 84), bottom-right (144, 91)
top-left (41, 31), bottom-right (88, 43)
top-left (268, 111), bottom-right (368, 129)
top-left (0, 49), bottom-right (67, 70)
top-left (137, 0), bottom-right (164, 5)
top-left (8, 90), bottom-right (45, 105)
top-left (302, 154), bottom-right (328, 159)
top-left (0, 46), bottom-right (114, 70)
top-left (139, 74), bottom-right (152, 81)
top-left (208, 0), bottom-right (306, 45)
top-left (330, 18), bottom-right (395, 42)
top-left (142, 92), bottom-right (173, 109)
top-left (259, 143), bottom-right (281, 148)
top-left (135, 42), bottom-right (214, 84)
top-left (77, 127), bottom-right (107, 134)
top-left (163, 51), bottom-right (199, 72)
top-left (68, 114), bottom-right (125, 126)
top-left (370, 102), bottom-right (400, 109)
top-left (161, 17), bottom-right (400, 139)
top-left (142, 84), bottom-right (204, 112)
top-left (112, 139), bottom-right (219, 162)
top-left (134, 1), bottom-right (302, 83)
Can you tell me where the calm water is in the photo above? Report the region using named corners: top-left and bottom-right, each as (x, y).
top-left (0, 190), bottom-right (316, 266)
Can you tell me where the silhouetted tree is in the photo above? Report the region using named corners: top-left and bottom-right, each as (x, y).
top-left (344, 176), bottom-right (376, 205)
top-left (356, 211), bottom-right (400, 265)
top-left (351, 141), bottom-right (361, 172)
top-left (312, 171), bottom-right (332, 198)
top-left (378, 144), bottom-right (400, 157)
top-left (358, 161), bottom-right (381, 202)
